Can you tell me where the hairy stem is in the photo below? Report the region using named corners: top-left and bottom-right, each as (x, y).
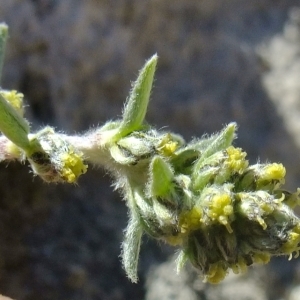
top-left (0, 135), bottom-right (22, 161)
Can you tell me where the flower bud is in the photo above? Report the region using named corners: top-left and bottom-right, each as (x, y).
top-left (237, 163), bottom-right (286, 191)
top-left (28, 127), bottom-right (87, 183)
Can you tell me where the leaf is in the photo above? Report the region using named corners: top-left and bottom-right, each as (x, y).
top-left (0, 92), bottom-right (30, 151)
top-left (118, 54), bottom-right (158, 138)
top-left (149, 156), bottom-right (174, 198)
top-left (121, 212), bottom-right (143, 283)
top-left (192, 123), bottom-right (236, 177)
top-left (176, 250), bottom-right (189, 273)
top-left (171, 148), bottom-right (199, 174)
top-left (193, 166), bottom-right (219, 191)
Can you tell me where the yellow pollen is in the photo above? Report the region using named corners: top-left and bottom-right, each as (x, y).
top-left (261, 163), bottom-right (286, 181)
top-left (179, 207), bottom-right (202, 233)
top-left (226, 146), bottom-right (248, 173)
top-left (207, 192), bottom-right (234, 232)
top-left (0, 90), bottom-right (24, 115)
top-left (157, 134), bottom-right (178, 156)
top-left (60, 150), bottom-right (88, 183)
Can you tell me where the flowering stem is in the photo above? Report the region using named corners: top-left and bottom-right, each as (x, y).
top-left (1, 24), bottom-right (300, 285)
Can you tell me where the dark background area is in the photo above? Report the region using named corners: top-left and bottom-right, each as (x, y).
top-left (1, 1), bottom-right (300, 299)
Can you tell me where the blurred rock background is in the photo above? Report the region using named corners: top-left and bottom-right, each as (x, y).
top-left (1, 0), bottom-right (300, 299)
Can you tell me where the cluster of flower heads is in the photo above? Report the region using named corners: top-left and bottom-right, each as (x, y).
top-left (90, 56), bottom-right (300, 284)
top-left (115, 122), bottom-right (300, 283)
top-left (1, 39), bottom-right (300, 285)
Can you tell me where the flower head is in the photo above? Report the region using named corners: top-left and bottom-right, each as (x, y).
top-left (28, 127), bottom-right (87, 183)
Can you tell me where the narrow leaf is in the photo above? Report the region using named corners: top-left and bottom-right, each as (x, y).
top-left (121, 212), bottom-right (143, 283)
top-left (176, 250), bottom-right (189, 273)
top-left (0, 92), bottom-right (30, 150)
top-left (192, 123), bottom-right (236, 175)
top-left (118, 54), bottom-right (157, 137)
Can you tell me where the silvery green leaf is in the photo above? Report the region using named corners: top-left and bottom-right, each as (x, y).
top-left (149, 156), bottom-right (174, 198)
top-left (192, 123), bottom-right (236, 177)
top-left (118, 54), bottom-right (157, 138)
top-left (175, 250), bottom-right (188, 273)
top-left (0, 92), bottom-right (30, 151)
top-left (121, 212), bottom-right (143, 283)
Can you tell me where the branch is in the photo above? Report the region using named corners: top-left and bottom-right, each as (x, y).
top-left (0, 25), bottom-right (300, 285)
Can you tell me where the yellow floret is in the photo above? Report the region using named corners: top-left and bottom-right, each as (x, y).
top-left (207, 193), bottom-right (234, 232)
top-left (256, 215), bottom-right (267, 230)
top-left (0, 90), bottom-right (24, 115)
top-left (60, 150), bottom-right (88, 183)
top-left (157, 133), bottom-right (179, 156)
top-left (261, 163), bottom-right (286, 182)
top-left (226, 146), bottom-right (249, 174)
top-left (230, 257), bottom-right (248, 274)
top-left (281, 230), bottom-right (300, 259)
top-left (165, 235), bottom-right (183, 246)
top-left (260, 201), bottom-right (275, 214)
top-left (252, 252), bottom-right (270, 264)
top-left (205, 263), bottom-right (227, 284)
top-left (179, 206), bottom-right (203, 233)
